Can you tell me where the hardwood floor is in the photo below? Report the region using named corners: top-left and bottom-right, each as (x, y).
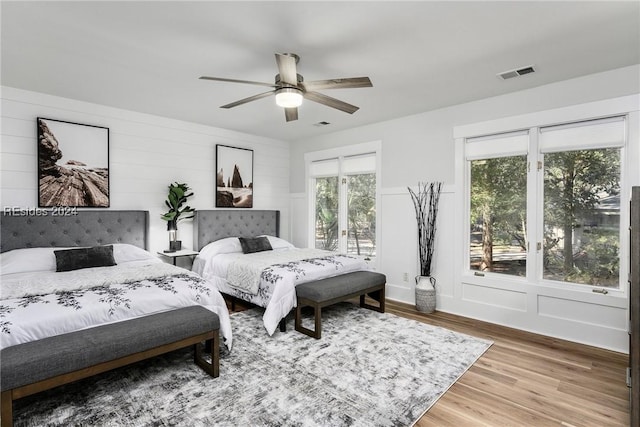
top-left (384, 300), bottom-right (630, 427)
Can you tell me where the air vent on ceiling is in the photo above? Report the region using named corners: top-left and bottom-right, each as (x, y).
top-left (313, 121), bottom-right (331, 127)
top-left (497, 65), bottom-right (536, 80)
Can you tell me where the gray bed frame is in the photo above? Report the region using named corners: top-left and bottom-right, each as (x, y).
top-left (193, 210), bottom-right (280, 251)
top-left (0, 210), bottom-right (149, 252)
top-left (193, 209), bottom-right (287, 327)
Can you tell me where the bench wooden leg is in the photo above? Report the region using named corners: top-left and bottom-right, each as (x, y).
top-left (194, 330), bottom-right (219, 378)
top-left (295, 303), bottom-right (322, 339)
top-left (296, 283), bottom-right (385, 340)
top-left (360, 285), bottom-right (385, 313)
top-left (1, 390), bottom-right (12, 427)
top-left (314, 306), bottom-right (322, 339)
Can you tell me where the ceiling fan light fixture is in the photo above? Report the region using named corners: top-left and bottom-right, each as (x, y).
top-left (275, 87), bottom-right (303, 108)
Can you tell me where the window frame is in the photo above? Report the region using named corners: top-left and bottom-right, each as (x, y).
top-left (464, 121), bottom-right (625, 292)
top-left (305, 141), bottom-right (382, 268)
top-left (466, 154), bottom-right (530, 280)
top-left (454, 95), bottom-right (638, 303)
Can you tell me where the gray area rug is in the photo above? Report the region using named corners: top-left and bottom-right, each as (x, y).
top-left (14, 303), bottom-right (492, 426)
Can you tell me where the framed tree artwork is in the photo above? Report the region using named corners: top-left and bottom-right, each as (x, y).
top-left (37, 117), bottom-right (110, 207)
top-left (215, 144), bottom-right (253, 208)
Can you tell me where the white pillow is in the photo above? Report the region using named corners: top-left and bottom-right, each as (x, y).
top-left (112, 244), bottom-right (157, 264)
top-left (1, 247), bottom-right (61, 275)
top-left (198, 237), bottom-right (243, 259)
top-left (258, 235), bottom-right (296, 250)
top-left (0, 244), bottom-right (156, 275)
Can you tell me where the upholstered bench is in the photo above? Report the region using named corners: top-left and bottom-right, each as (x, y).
top-left (0, 306), bottom-right (220, 427)
top-left (295, 271), bottom-right (386, 339)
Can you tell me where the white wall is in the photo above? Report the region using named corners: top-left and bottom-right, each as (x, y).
top-left (1, 86), bottom-right (291, 260)
top-left (289, 65), bottom-right (640, 352)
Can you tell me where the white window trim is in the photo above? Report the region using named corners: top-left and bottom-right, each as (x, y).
top-left (454, 94), bottom-right (639, 308)
top-left (304, 141), bottom-right (382, 268)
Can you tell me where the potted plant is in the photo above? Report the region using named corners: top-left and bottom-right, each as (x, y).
top-left (408, 182), bottom-right (442, 313)
top-left (161, 182), bottom-right (195, 252)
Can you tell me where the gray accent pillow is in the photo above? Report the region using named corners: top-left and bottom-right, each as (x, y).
top-left (238, 236), bottom-right (273, 254)
top-left (54, 245), bottom-right (117, 272)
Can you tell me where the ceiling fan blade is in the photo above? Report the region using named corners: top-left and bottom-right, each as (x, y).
top-left (302, 77), bottom-right (372, 91)
top-left (275, 53), bottom-right (298, 86)
top-left (200, 76), bottom-right (276, 88)
top-left (220, 90), bottom-right (275, 109)
top-left (284, 107), bottom-right (298, 122)
top-left (304, 91), bottom-right (359, 114)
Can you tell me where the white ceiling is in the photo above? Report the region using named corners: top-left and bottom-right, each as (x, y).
top-left (2, 1), bottom-right (639, 142)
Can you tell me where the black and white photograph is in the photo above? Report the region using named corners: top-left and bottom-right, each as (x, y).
top-left (215, 144), bottom-right (253, 208)
top-left (37, 117), bottom-right (109, 207)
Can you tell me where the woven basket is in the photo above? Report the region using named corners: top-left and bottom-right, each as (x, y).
top-left (415, 276), bottom-right (436, 313)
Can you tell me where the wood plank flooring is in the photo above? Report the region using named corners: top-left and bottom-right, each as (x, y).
top-left (384, 300), bottom-right (630, 427)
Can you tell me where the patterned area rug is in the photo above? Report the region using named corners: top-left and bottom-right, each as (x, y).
top-left (13, 303), bottom-right (492, 426)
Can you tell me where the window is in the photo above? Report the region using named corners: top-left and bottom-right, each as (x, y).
top-left (314, 176), bottom-right (339, 251)
top-left (539, 118), bottom-right (624, 288)
top-left (467, 131), bottom-right (529, 278)
top-left (465, 117), bottom-right (625, 289)
top-left (469, 155), bottom-right (527, 276)
top-left (309, 149), bottom-right (378, 262)
top-left (346, 173), bottom-right (376, 257)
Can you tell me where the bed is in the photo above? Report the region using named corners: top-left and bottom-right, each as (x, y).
top-left (192, 210), bottom-right (372, 335)
top-left (0, 210), bottom-right (232, 350)
top-left (0, 211), bottom-right (233, 425)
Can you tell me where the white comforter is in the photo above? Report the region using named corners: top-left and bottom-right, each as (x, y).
top-left (193, 248), bottom-right (370, 335)
top-left (1, 260), bottom-right (233, 350)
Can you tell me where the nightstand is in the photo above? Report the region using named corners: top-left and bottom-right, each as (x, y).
top-left (158, 249), bottom-right (199, 266)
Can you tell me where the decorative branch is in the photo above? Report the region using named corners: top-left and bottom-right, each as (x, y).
top-left (408, 182), bottom-right (442, 277)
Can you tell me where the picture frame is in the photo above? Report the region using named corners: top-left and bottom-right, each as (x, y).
top-left (37, 117), bottom-right (110, 208)
top-left (215, 144), bottom-right (253, 208)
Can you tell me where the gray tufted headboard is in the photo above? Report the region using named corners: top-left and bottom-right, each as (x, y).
top-left (193, 210), bottom-right (280, 251)
top-left (0, 210), bottom-right (149, 253)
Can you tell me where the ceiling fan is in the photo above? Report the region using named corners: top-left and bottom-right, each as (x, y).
top-left (199, 53), bottom-right (373, 122)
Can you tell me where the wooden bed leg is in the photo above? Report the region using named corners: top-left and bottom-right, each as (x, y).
top-left (279, 316), bottom-right (287, 332)
top-left (1, 390), bottom-right (13, 427)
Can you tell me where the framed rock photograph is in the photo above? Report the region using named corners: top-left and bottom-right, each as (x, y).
top-left (37, 117), bottom-right (110, 207)
top-left (215, 144), bottom-right (253, 208)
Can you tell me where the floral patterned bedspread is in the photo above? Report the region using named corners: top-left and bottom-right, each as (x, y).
top-left (225, 248), bottom-right (349, 295)
top-left (0, 264), bottom-right (233, 350)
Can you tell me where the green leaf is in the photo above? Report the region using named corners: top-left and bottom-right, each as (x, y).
top-left (168, 192), bottom-right (178, 208)
top-left (172, 186), bottom-right (185, 200)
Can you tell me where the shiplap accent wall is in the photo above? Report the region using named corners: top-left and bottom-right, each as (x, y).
top-left (1, 87), bottom-right (290, 256)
